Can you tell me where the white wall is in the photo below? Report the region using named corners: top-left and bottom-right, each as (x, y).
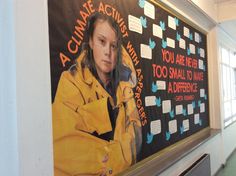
top-left (15, 0), bottom-right (53, 175)
top-left (0, 0), bottom-right (19, 176)
top-left (4, 0), bottom-right (236, 176)
top-left (218, 1), bottom-right (236, 22)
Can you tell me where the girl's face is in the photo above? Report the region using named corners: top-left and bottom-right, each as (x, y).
top-left (89, 19), bottom-right (118, 75)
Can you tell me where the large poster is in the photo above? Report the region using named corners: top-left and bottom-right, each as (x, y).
top-left (48, 0), bottom-right (209, 175)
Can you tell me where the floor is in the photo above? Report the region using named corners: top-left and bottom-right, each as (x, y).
top-left (215, 150), bottom-right (236, 176)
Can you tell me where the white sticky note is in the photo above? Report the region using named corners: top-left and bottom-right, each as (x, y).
top-left (184, 27), bottom-right (190, 37)
top-left (162, 100), bottom-right (171, 113)
top-left (183, 119), bottom-right (190, 132)
top-left (189, 44), bottom-right (195, 54)
top-left (150, 120), bottom-right (161, 135)
top-left (200, 48), bottom-right (205, 58)
top-left (187, 104), bottom-right (193, 115)
top-left (200, 89), bottom-right (205, 98)
top-left (140, 44), bottom-right (152, 59)
top-left (179, 38), bottom-right (186, 49)
top-left (128, 15), bottom-right (142, 34)
top-left (168, 16), bottom-right (176, 30)
top-left (169, 120), bottom-right (177, 134)
top-left (156, 80), bottom-right (166, 90)
top-left (153, 24), bottom-right (163, 39)
top-left (200, 103), bottom-right (205, 113)
top-left (175, 105), bottom-right (183, 115)
top-left (195, 32), bottom-right (200, 43)
top-left (194, 114), bottom-right (200, 124)
top-left (199, 59), bottom-right (204, 69)
top-left (144, 1), bottom-right (155, 19)
top-left (167, 37), bottom-right (175, 48)
top-left (145, 96), bottom-right (156, 107)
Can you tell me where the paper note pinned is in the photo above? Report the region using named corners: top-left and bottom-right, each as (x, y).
top-left (168, 16), bottom-right (176, 30)
top-left (167, 37), bottom-right (175, 48)
top-left (140, 44), bottom-right (152, 59)
top-left (144, 1), bottom-right (155, 19)
top-left (150, 120), bottom-right (161, 135)
top-left (183, 119), bottom-right (190, 132)
top-left (200, 48), bottom-right (205, 58)
top-left (187, 104), bottom-right (193, 115)
top-left (179, 38), bottom-right (186, 50)
top-left (175, 105), bottom-right (183, 115)
top-left (189, 44), bottom-right (195, 54)
top-left (200, 103), bottom-right (205, 113)
top-left (183, 27), bottom-right (190, 38)
top-left (156, 80), bottom-right (166, 90)
top-left (195, 32), bottom-right (200, 43)
top-left (199, 59), bottom-right (204, 69)
top-left (153, 24), bottom-right (163, 39)
top-left (162, 100), bottom-right (171, 113)
top-left (169, 120), bottom-right (177, 134)
top-left (194, 114), bottom-right (200, 124)
top-left (145, 96), bottom-right (156, 106)
top-left (200, 89), bottom-right (205, 98)
top-left (128, 15), bottom-right (143, 34)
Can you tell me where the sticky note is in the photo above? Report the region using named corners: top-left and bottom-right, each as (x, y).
top-left (189, 44), bottom-right (195, 54)
top-left (169, 120), bottom-right (177, 134)
top-left (200, 103), bottom-right (205, 113)
top-left (145, 96), bottom-right (156, 106)
top-left (200, 48), bottom-right (205, 58)
top-left (195, 32), bottom-right (200, 43)
top-left (187, 104), bottom-right (193, 115)
top-left (199, 59), bottom-right (204, 69)
top-left (200, 89), bottom-right (205, 98)
top-left (183, 119), bottom-right (190, 132)
top-left (144, 1), bottom-right (155, 19)
top-left (175, 105), bottom-right (183, 115)
top-left (150, 120), bottom-right (161, 135)
top-left (194, 114), bottom-right (200, 124)
top-left (156, 80), bottom-right (166, 90)
top-left (183, 27), bottom-right (190, 38)
top-left (153, 24), bottom-right (163, 39)
top-left (167, 37), bottom-right (175, 48)
top-left (128, 15), bottom-right (142, 34)
top-left (140, 44), bottom-right (152, 59)
top-left (168, 16), bottom-right (176, 30)
top-left (162, 100), bottom-right (171, 113)
top-left (179, 38), bottom-right (186, 49)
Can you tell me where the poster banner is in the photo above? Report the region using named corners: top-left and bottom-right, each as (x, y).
top-left (48, 0), bottom-right (209, 175)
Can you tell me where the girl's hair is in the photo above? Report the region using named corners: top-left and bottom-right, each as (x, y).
top-left (81, 12), bottom-right (122, 83)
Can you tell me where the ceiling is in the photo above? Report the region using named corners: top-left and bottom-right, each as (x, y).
top-left (219, 19), bottom-right (236, 42)
top-left (215, 0), bottom-right (236, 42)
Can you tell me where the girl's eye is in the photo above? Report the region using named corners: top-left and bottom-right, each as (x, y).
top-left (111, 44), bottom-right (117, 50)
top-left (99, 39), bottom-right (105, 45)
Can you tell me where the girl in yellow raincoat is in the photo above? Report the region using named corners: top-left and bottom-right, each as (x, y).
top-left (52, 12), bottom-right (142, 176)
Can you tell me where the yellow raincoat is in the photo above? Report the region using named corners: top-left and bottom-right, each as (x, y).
top-left (53, 47), bottom-right (142, 176)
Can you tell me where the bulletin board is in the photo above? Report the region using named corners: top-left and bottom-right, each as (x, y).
top-left (48, 0), bottom-right (209, 174)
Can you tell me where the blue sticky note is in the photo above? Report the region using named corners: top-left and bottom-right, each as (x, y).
top-left (166, 131), bottom-right (171, 141)
top-left (192, 101), bottom-right (196, 109)
top-left (140, 16), bottom-right (147, 28)
top-left (162, 39), bottom-right (167, 48)
top-left (147, 132), bottom-right (154, 144)
top-left (155, 97), bottom-right (162, 107)
top-left (174, 17), bottom-right (179, 26)
top-left (160, 21), bottom-right (166, 31)
top-left (139, 0), bottom-right (145, 8)
top-left (187, 48), bottom-right (190, 55)
top-left (198, 100), bottom-right (201, 107)
top-left (183, 108), bottom-right (187, 116)
top-left (176, 32), bottom-right (181, 41)
top-left (180, 126), bottom-right (184, 134)
top-left (149, 38), bottom-right (156, 49)
top-left (169, 109), bottom-right (174, 119)
top-left (152, 82), bottom-right (158, 93)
